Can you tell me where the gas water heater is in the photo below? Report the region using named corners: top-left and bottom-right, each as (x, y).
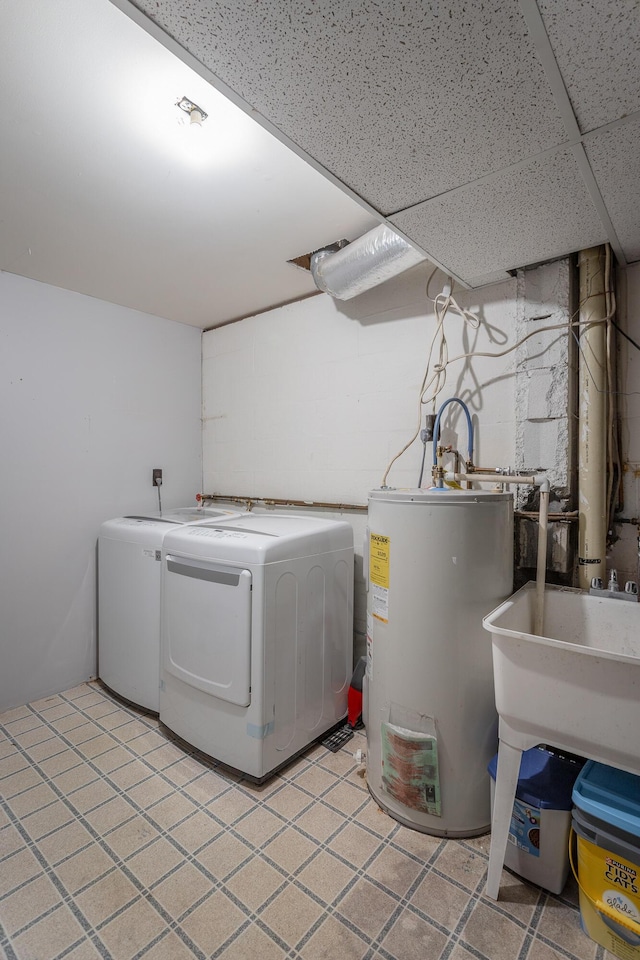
top-left (365, 487), bottom-right (513, 837)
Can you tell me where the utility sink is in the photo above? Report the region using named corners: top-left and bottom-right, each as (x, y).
top-left (481, 583), bottom-right (640, 899)
top-left (484, 582), bottom-right (640, 770)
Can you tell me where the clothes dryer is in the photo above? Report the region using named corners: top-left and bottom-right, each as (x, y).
top-left (98, 506), bottom-right (242, 711)
top-left (159, 514), bottom-right (354, 780)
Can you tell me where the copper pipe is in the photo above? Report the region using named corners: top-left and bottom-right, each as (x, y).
top-left (201, 494), bottom-right (367, 512)
top-left (203, 495), bottom-right (579, 522)
top-left (516, 511), bottom-right (578, 521)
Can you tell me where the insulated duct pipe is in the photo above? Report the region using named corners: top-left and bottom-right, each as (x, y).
top-left (310, 224), bottom-right (427, 300)
top-left (577, 246), bottom-right (608, 590)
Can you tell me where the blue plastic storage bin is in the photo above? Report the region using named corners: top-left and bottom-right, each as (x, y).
top-left (488, 745), bottom-right (585, 893)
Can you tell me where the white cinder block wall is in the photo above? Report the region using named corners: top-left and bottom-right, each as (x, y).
top-left (203, 261), bottom-right (559, 658)
top-left (203, 263), bottom-right (521, 501)
top-left (0, 272), bottom-right (202, 712)
top-left (203, 258), bottom-right (640, 659)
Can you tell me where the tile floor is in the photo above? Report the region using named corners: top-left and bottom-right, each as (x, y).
top-left (0, 682), bottom-right (612, 960)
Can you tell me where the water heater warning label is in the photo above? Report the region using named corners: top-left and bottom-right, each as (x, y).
top-left (370, 533), bottom-right (390, 622)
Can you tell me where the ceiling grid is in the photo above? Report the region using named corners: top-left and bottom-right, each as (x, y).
top-left (120, 0), bottom-right (640, 287)
top-left (2, 0), bottom-right (639, 327)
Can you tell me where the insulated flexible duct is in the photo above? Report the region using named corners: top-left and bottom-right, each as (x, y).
top-left (310, 224), bottom-right (427, 300)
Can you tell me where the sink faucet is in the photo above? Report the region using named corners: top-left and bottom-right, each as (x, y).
top-left (589, 569), bottom-right (638, 601)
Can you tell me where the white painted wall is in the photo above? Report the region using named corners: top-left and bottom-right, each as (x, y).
top-left (2, 258), bottom-right (631, 710)
top-left (0, 272), bottom-right (202, 712)
top-left (203, 263), bottom-right (521, 502)
top-left (202, 262), bottom-right (533, 657)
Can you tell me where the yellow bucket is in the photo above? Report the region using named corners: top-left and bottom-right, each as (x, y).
top-left (571, 822), bottom-right (640, 960)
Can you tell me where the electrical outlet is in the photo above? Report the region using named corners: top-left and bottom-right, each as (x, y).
top-left (152, 468), bottom-right (162, 486)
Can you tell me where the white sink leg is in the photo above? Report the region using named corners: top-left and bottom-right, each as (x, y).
top-left (486, 740), bottom-right (522, 900)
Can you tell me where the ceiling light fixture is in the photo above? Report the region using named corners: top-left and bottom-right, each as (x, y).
top-left (176, 95), bottom-right (208, 127)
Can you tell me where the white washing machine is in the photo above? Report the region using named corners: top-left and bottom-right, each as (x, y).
top-left (159, 514), bottom-right (354, 780)
top-left (98, 506), bottom-right (243, 712)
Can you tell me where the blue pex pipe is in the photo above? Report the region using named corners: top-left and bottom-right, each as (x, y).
top-left (432, 397), bottom-right (474, 486)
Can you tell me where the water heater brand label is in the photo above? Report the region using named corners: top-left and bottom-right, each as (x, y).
top-left (370, 533), bottom-right (390, 622)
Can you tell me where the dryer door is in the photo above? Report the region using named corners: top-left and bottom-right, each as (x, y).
top-left (163, 555), bottom-right (252, 707)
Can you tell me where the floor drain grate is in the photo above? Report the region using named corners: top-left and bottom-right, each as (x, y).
top-left (322, 725), bottom-right (355, 753)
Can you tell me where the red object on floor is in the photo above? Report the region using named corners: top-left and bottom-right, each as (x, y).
top-left (347, 656), bottom-right (367, 728)
top-left (348, 687), bottom-right (363, 728)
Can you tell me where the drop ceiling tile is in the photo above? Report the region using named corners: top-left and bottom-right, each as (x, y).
top-left (585, 118), bottom-right (640, 263)
top-left (390, 147), bottom-right (606, 281)
top-left (537, 0), bottom-right (640, 133)
top-left (133, 0), bottom-right (567, 214)
top-left (0, 0), bottom-right (379, 329)
top-left (465, 269), bottom-right (514, 288)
